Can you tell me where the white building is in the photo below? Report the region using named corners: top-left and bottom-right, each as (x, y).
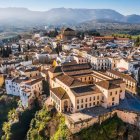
top-left (114, 38), bottom-right (130, 45)
top-left (63, 44), bottom-right (80, 51)
top-left (5, 76), bottom-right (43, 108)
top-left (116, 58), bottom-right (139, 72)
top-left (87, 56), bottom-right (112, 70)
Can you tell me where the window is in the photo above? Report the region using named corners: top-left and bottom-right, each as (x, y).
top-left (97, 101), bottom-right (99, 105)
top-left (77, 105), bottom-right (79, 109)
top-left (93, 96), bottom-right (95, 100)
top-left (112, 97), bottom-right (115, 101)
top-left (102, 96), bottom-right (104, 100)
top-left (85, 98), bottom-right (88, 102)
top-left (97, 96), bottom-right (99, 100)
top-left (77, 99), bottom-right (79, 104)
top-left (85, 104), bottom-right (87, 108)
top-left (110, 92), bottom-right (112, 96)
top-left (81, 105), bottom-right (83, 108)
top-left (90, 97), bottom-right (92, 101)
top-left (120, 90), bottom-right (122, 93)
top-left (81, 99), bottom-right (83, 103)
top-left (89, 103), bottom-right (91, 107)
top-left (115, 91), bottom-right (117, 95)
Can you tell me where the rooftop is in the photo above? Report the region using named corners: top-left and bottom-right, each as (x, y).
top-left (51, 87), bottom-right (69, 100)
top-left (56, 74), bottom-right (85, 87)
top-left (107, 69), bottom-right (136, 83)
top-left (71, 85), bottom-right (101, 96)
top-left (95, 79), bottom-right (121, 90)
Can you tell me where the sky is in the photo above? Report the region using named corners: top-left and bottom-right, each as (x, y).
top-left (0, 0), bottom-right (139, 15)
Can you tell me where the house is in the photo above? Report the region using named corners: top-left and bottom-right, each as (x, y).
top-left (5, 75), bottom-right (44, 108)
top-left (114, 38), bottom-right (130, 45)
top-left (72, 56), bottom-right (89, 64)
top-left (116, 58), bottom-right (139, 72)
top-left (19, 66), bottom-right (40, 77)
top-left (63, 43), bottom-right (80, 50)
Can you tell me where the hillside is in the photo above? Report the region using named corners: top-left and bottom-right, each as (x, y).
top-left (77, 19), bottom-right (140, 31)
top-left (0, 8), bottom-right (140, 27)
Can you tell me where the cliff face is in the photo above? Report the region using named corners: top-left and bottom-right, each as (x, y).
top-left (73, 116), bottom-right (140, 140)
top-left (27, 108), bottom-right (140, 140)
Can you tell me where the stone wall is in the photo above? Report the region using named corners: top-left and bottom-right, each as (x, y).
top-left (65, 109), bottom-right (140, 134)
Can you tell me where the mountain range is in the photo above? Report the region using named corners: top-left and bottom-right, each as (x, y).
top-left (0, 7), bottom-right (140, 27)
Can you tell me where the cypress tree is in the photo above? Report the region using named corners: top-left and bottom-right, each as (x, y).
top-left (18, 44), bottom-right (21, 52)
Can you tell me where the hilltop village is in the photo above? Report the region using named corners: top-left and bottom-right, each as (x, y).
top-left (0, 28), bottom-right (140, 139)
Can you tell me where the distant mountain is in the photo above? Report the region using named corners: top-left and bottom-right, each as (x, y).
top-left (125, 14), bottom-right (140, 23)
top-left (0, 7), bottom-right (140, 27)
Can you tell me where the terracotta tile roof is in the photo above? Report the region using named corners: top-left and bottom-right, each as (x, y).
top-left (62, 63), bottom-right (91, 72)
top-left (51, 87), bottom-right (69, 100)
top-left (56, 74), bottom-right (85, 87)
top-left (96, 80), bottom-right (120, 90)
top-left (107, 70), bottom-right (136, 83)
top-left (110, 78), bottom-right (125, 84)
top-left (65, 69), bottom-right (93, 76)
top-left (25, 76), bottom-right (44, 86)
top-left (94, 37), bottom-right (114, 40)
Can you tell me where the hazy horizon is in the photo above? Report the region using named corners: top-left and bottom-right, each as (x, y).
top-left (0, 6), bottom-right (139, 16)
top-left (0, 0), bottom-right (139, 15)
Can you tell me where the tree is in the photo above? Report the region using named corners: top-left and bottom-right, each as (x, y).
top-left (2, 122), bottom-right (12, 140)
top-left (27, 107), bottom-right (51, 140)
top-left (135, 37), bottom-right (140, 47)
top-left (6, 46), bottom-right (9, 57)
top-left (27, 44), bottom-right (30, 50)
top-left (51, 116), bottom-right (71, 140)
top-left (2, 47), bottom-right (7, 58)
top-left (8, 46), bottom-right (12, 55)
top-left (42, 80), bottom-right (50, 97)
top-left (18, 44), bottom-right (21, 52)
top-left (2, 107), bottom-right (39, 140)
